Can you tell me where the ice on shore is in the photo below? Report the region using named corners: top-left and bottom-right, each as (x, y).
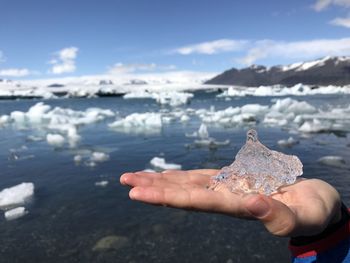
top-left (218, 84), bottom-right (350, 98)
top-left (4, 207), bottom-right (28, 221)
top-left (210, 130), bottom-right (303, 195)
top-left (0, 182), bottom-right (34, 208)
top-left (150, 157), bottom-right (182, 170)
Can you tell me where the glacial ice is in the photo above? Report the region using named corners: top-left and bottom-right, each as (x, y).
top-left (0, 183), bottom-right (34, 208)
top-left (150, 157), bottom-right (182, 170)
top-left (209, 129), bottom-right (303, 195)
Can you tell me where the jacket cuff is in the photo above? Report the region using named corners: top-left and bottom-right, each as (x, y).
top-left (289, 204), bottom-right (350, 258)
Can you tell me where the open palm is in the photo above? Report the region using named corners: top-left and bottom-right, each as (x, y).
top-left (120, 169), bottom-right (341, 237)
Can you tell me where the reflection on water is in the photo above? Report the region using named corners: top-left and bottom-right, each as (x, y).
top-left (0, 93), bottom-right (349, 262)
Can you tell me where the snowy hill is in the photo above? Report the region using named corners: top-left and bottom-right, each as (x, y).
top-left (0, 71), bottom-right (216, 99)
top-left (206, 56), bottom-right (350, 86)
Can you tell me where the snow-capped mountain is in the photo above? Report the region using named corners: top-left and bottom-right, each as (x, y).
top-left (206, 56), bottom-right (350, 86)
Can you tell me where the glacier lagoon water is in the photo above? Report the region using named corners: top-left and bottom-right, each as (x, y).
top-left (0, 91), bottom-right (350, 262)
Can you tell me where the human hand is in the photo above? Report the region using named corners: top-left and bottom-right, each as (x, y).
top-left (120, 169), bottom-right (341, 237)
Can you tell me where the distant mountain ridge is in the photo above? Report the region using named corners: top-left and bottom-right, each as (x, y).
top-left (205, 56), bottom-right (350, 86)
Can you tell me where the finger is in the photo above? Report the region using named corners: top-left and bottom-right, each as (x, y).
top-left (129, 185), bottom-right (250, 217)
top-left (244, 194), bottom-right (298, 237)
top-left (124, 170), bottom-right (213, 187)
top-left (187, 169), bottom-right (219, 176)
top-left (121, 173), bottom-right (155, 187)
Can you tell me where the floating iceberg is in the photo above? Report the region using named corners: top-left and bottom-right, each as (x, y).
top-left (209, 130), bottom-right (303, 195)
top-left (109, 112), bottom-right (162, 135)
top-left (0, 182), bottom-right (34, 208)
top-left (191, 123), bottom-right (230, 147)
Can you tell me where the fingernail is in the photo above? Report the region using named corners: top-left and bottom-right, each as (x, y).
top-left (247, 198), bottom-right (270, 217)
top-left (129, 188), bottom-right (140, 199)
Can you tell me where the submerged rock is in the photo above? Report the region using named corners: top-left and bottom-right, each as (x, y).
top-left (209, 129), bottom-right (303, 195)
top-left (92, 235), bottom-right (129, 251)
top-left (317, 156), bottom-right (346, 168)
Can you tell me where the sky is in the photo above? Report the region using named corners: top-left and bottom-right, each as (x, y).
top-left (1, 0), bottom-right (350, 79)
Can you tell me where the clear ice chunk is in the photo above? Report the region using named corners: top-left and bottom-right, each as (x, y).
top-left (209, 129), bottom-right (303, 195)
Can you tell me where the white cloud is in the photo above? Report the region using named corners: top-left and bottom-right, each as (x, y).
top-left (312, 0), bottom-right (350, 11)
top-left (330, 16), bottom-right (350, 27)
top-left (0, 68), bottom-right (31, 77)
top-left (108, 63), bottom-right (176, 75)
top-left (238, 38), bottom-right (350, 65)
top-left (173, 39), bottom-right (248, 55)
top-left (49, 47), bottom-right (78, 74)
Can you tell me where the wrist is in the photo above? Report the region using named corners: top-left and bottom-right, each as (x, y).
top-left (291, 202), bottom-right (348, 246)
top-left (289, 203), bottom-right (350, 258)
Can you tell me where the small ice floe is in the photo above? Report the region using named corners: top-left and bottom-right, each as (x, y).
top-left (46, 133), bottom-right (65, 147)
top-left (74, 154), bottom-right (83, 163)
top-left (26, 135), bottom-right (44, 142)
top-left (191, 123), bottom-right (230, 148)
top-left (150, 157), bottom-right (182, 170)
top-left (91, 152), bottom-right (110, 162)
top-left (95, 181), bottom-right (109, 187)
top-left (0, 182), bottom-right (34, 208)
top-left (4, 207), bottom-right (28, 221)
top-left (180, 114), bottom-right (190, 122)
top-left (317, 156), bottom-right (346, 168)
top-left (0, 115), bottom-right (9, 126)
top-left (277, 137), bottom-right (299, 147)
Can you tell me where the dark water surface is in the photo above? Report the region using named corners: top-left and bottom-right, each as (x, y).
top-left (0, 92), bottom-right (349, 263)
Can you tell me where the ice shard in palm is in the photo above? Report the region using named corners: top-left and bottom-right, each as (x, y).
top-left (209, 129), bottom-right (303, 195)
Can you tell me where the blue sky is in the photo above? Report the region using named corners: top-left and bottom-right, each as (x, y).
top-left (1, 0), bottom-right (350, 78)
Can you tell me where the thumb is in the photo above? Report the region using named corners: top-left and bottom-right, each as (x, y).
top-left (244, 194), bottom-right (298, 237)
